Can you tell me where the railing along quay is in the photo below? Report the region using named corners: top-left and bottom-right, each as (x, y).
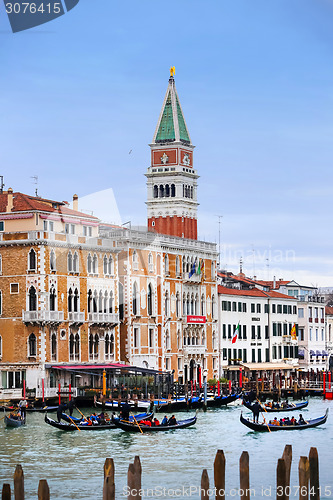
top-left (1, 445), bottom-right (321, 499)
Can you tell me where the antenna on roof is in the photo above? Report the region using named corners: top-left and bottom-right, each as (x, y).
top-left (0, 176), bottom-right (4, 194)
top-left (31, 175), bottom-right (38, 196)
top-left (266, 257), bottom-right (269, 280)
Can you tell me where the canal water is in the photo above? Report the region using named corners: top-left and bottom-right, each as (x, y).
top-left (1, 397), bottom-right (332, 499)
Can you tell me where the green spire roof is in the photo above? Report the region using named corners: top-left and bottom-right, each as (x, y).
top-left (155, 92), bottom-right (175, 142)
top-left (176, 95), bottom-right (190, 143)
top-left (153, 76), bottom-right (192, 145)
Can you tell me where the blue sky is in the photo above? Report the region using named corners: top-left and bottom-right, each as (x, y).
top-left (1, 0), bottom-right (333, 285)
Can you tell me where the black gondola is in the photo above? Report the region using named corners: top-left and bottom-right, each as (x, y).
top-left (4, 414), bottom-right (26, 427)
top-left (240, 409), bottom-right (328, 432)
top-left (113, 415), bottom-right (197, 432)
top-left (61, 411), bottom-right (153, 425)
top-left (207, 394), bottom-right (241, 408)
top-left (45, 412), bottom-right (154, 431)
top-left (1, 404), bottom-right (58, 413)
top-left (242, 400), bottom-right (308, 413)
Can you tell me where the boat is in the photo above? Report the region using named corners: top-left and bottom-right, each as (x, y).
top-left (61, 411), bottom-right (153, 425)
top-left (155, 397), bottom-right (202, 413)
top-left (155, 393), bottom-right (240, 412)
top-left (243, 400), bottom-right (308, 413)
top-left (240, 409), bottom-right (328, 432)
top-left (45, 412), bottom-right (154, 431)
top-left (1, 404), bottom-right (58, 413)
top-left (4, 414), bottom-right (26, 427)
top-left (113, 415), bottom-right (197, 432)
top-left (206, 393), bottom-right (241, 408)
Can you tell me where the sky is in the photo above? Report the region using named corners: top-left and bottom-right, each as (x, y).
top-left (1, 0), bottom-right (333, 286)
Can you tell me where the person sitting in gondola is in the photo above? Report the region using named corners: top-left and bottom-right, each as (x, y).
top-left (161, 415), bottom-right (168, 426)
top-left (89, 413), bottom-right (99, 424)
top-left (140, 419), bottom-right (151, 427)
top-left (168, 415), bottom-right (177, 426)
top-left (290, 416), bottom-right (296, 425)
top-left (152, 417), bottom-right (160, 426)
top-left (298, 414), bottom-right (305, 425)
top-left (271, 417), bottom-right (279, 426)
top-left (284, 417), bottom-right (291, 425)
top-left (282, 400), bottom-right (288, 409)
top-left (279, 418), bottom-right (284, 426)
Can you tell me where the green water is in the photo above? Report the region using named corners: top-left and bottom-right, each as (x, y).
top-left (1, 398), bottom-right (332, 499)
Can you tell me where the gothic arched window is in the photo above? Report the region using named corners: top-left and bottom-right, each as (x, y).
top-left (29, 286), bottom-right (37, 311)
top-left (28, 249), bottom-right (36, 271)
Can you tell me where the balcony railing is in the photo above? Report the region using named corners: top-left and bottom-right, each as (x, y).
top-left (23, 310), bottom-right (64, 323)
top-left (183, 345), bottom-right (206, 355)
top-left (88, 312), bottom-right (119, 324)
top-left (68, 312), bottom-right (85, 323)
top-left (182, 272), bottom-right (201, 283)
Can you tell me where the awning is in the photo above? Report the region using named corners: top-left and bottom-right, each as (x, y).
top-left (45, 363), bottom-right (167, 376)
top-left (298, 349), bottom-right (305, 356)
top-left (310, 350), bottom-right (315, 356)
top-left (316, 350), bottom-right (322, 356)
top-left (236, 363), bottom-right (298, 371)
top-left (322, 351), bottom-right (329, 356)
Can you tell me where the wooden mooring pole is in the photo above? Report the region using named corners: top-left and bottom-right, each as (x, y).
top-left (201, 469), bottom-right (209, 499)
top-left (2, 484), bottom-right (11, 500)
top-left (276, 459), bottom-right (287, 500)
top-left (37, 480), bottom-right (49, 500)
top-left (309, 448), bottom-right (319, 500)
top-left (103, 458), bottom-right (115, 500)
top-left (299, 456), bottom-right (309, 500)
top-left (239, 451), bottom-right (250, 500)
top-left (282, 445), bottom-right (292, 500)
top-left (13, 464), bottom-right (24, 500)
top-left (214, 450), bottom-right (225, 500)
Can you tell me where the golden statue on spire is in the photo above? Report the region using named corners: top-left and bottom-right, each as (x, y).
top-left (170, 66), bottom-right (175, 77)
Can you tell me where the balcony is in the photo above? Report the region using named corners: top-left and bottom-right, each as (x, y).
top-left (183, 345), bottom-right (206, 355)
top-left (88, 312), bottom-right (119, 325)
top-left (23, 310), bottom-right (64, 324)
top-left (68, 312), bottom-right (85, 325)
top-left (182, 272), bottom-right (201, 284)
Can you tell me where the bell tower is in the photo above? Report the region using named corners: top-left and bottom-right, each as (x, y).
top-left (146, 69), bottom-right (198, 240)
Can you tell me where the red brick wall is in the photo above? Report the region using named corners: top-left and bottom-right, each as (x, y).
top-left (148, 216), bottom-right (197, 240)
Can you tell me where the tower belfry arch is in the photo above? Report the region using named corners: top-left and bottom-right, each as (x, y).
top-left (146, 69), bottom-right (199, 240)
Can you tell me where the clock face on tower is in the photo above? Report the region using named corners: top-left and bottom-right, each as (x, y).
top-left (182, 153), bottom-right (191, 166)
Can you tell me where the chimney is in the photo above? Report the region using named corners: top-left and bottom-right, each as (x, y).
top-left (6, 188), bottom-right (13, 212)
top-left (73, 194), bottom-right (78, 212)
top-left (273, 276), bottom-right (276, 289)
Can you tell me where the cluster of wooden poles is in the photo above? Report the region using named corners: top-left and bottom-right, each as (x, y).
top-left (1, 445), bottom-right (320, 499)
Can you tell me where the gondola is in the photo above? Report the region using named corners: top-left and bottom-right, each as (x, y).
top-left (113, 415), bottom-right (197, 432)
top-left (95, 400), bottom-right (153, 412)
top-left (206, 394), bottom-right (241, 408)
top-left (240, 409), bottom-right (328, 432)
top-left (45, 412), bottom-right (154, 431)
top-left (4, 414), bottom-right (26, 427)
top-left (61, 411), bottom-right (153, 425)
top-left (1, 404), bottom-right (58, 413)
top-left (243, 400), bottom-right (308, 413)
top-left (155, 397), bottom-right (202, 413)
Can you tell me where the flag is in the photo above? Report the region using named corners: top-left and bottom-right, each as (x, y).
top-left (196, 260), bottom-right (201, 275)
top-left (189, 262), bottom-right (196, 278)
top-left (290, 323), bottom-right (297, 340)
top-left (232, 323), bottom-right (240, 344)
